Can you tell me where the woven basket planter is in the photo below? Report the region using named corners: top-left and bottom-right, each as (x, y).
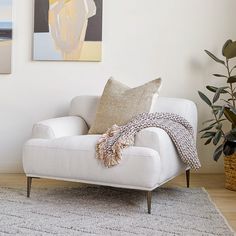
top-left (224, 153), bottom-right (236, 191)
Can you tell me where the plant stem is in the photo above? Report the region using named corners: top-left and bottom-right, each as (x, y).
top-left (226, 59), bottom-right (236, 108)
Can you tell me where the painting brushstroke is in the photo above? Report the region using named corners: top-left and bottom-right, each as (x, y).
top-left (0, 0), bottom-right (12, 74)
top-left (33, 0), bottom-right (103, 61)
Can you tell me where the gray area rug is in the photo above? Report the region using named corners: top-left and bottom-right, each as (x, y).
top-left (0, 186), bottom-right (234, 235)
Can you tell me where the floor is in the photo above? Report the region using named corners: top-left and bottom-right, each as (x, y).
top-left (0, 173), bottom-right (236, 232)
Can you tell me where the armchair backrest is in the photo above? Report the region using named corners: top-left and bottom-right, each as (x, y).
top-left (70, 96), bottom-right (100, 128)
top-left (69, 96), bottom-right (198, 138)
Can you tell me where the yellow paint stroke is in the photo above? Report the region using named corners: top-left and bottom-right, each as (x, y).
top-left (79, 41), bottom-right (101, 61)
top-left (48, 0), bottom-right (99, 61)
top-left (49, 0), bottom-right (71, 6)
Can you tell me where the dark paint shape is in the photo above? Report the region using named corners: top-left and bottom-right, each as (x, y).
top-left (34, 0), bottom-right (49, 33)
top-left (85, 0), bottom-right (103, 41)
top-left (0, 29), bottom-right (12, 39)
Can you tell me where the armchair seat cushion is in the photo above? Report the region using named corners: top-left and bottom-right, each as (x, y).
top-left (23, 135), bottom-right (161, 190)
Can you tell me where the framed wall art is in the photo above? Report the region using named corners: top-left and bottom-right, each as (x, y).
top-left (33, 0), bottom-right (103, 62)
top-left (0, 0), bottom-right (12, 74)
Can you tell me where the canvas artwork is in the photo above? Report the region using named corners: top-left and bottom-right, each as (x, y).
top-left (0, 0), bottom-right (12, 74)
top-left (33, 0), bottom-right (102, 61)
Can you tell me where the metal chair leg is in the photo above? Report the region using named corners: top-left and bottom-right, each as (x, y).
top-left (27, 177), bottom-right (32, 198)
top-left (186, 169), bottom-right (190, 188)
top-left (147, 191), bottom-right (152, 214)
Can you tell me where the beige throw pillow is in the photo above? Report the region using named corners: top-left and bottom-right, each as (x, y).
top-left (88, 78), bottom-right (162, 134)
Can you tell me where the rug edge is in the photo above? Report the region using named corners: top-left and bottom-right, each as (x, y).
top-left (201, 187), bottom-right (235, 235)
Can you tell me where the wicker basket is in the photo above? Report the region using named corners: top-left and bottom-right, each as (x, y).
top-left (224, 153), bottom-right (236, 191)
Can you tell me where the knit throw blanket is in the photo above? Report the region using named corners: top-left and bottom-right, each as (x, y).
top-left (96, 112), bottom-right (201, 170)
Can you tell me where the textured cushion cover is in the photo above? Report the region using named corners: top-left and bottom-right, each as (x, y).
top-left (89, 78), bottom-right (162, 134)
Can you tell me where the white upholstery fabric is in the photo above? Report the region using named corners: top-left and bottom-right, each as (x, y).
top-left (69, 96), bottom-right (198, 136)
top-left (135, 127), bottom-right (187, 183)
top-left (70, 96), bottom-right (99, 128)
top-left (23, 95), bottom-right (198, 191)
top-left (32, 116), bottom-right (88, 139)
top-left (23, 136), bottom-right (161, 190)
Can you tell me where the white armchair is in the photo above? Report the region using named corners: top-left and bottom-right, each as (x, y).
top-left (23, 96), bottom-right (197, 214)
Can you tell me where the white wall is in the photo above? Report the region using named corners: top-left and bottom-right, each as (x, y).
top-left (1, 0), bottom-right (236, 173)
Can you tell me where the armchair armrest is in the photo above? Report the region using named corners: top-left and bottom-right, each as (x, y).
top-left (154, 97), bottom-right (198, 139)
top-left (135, 127), bottom-right (188, 182)
top-left (32, 116), bottom-right (88, 139)
top-left (135, 128), bottom-right (171, 156)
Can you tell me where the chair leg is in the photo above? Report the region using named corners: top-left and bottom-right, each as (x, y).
top-left (27, 177), bottom-right (32, 198)
top-left (186, 169), bottom-right (190, 188)
top-left (147, 191), bottom-right (152, 214)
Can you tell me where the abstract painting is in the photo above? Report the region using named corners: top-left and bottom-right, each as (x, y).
top-left (33, 0), bottom-right (102, 61)
top-left (0, 0), bottom-right (12, 74)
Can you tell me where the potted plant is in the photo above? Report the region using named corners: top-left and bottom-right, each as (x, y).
top-left (198, 39), bottom-right (236, 191)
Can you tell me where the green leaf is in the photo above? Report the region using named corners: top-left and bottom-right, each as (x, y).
top-left (206, 86), bottom-right (217, 93)
top-left (225, 132), bottom-right (236, 143)
top-left (212, 105), bottom-right (222, 109)
top-left (212, 109), bottom-right (219, 116)
top-left (212, 87), bottom-right (228, 103)
top-left (206, 86), bottom-right (228, 94)
top-left (222, 39), bottom-right (236, 59)
top-left (212, 106), bottom-right (222, 116)
top-left (218, 105), bottom-right (225, 119)
top-left (213, 74), bottom-right (227, 78)
top-left (198, 91), bottom-right (212, 106)
top-left (216, 123), bottom-right (222, 130)
top-left (213, 131), bottom-right (222, 145)
top-left (222, 40), bottom-right (233, 57)
top-left (228, 105), bottom-right (236, 115)
top-left (205, 50), bottom-right (225, 65)
top-left (201, 132), bottom-right (216, 138)
top-left (210, 119), bottom-right (226, 126)
top-left (204, 137), bottom-right (212, 145)
top-left (213, 144), bottom-right (223, 161)
top-left (231, 127), bottom-right (236, 135)
top-left (227, 75), bottom-right (236, 83)
top-left (224, 107), bottom-right (236, 127)
top-left (219, 86), bottom-right (228, 91)
top-left (203, 119), bottom-right (226, 129)
top-left (199, 124), bottom-right (214, 132)
top-left (213, 88), bottom-right (221, 103)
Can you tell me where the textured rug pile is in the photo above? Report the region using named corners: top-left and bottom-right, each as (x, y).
top-left (0, 186), bottom-right (233, 235)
